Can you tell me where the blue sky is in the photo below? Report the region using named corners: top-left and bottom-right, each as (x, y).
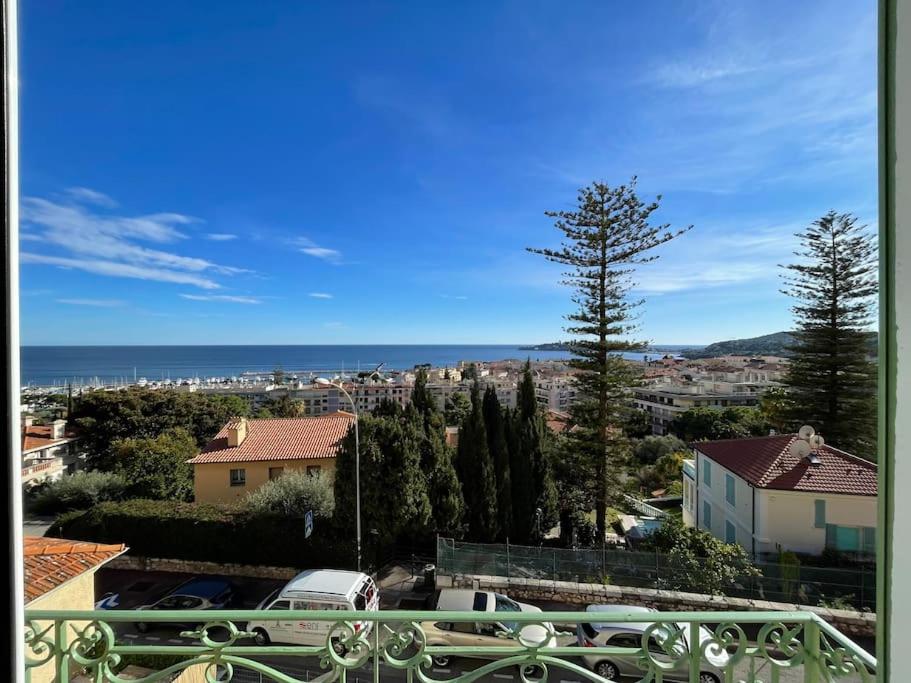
top-left (19, 1), bottom-right (877, 346)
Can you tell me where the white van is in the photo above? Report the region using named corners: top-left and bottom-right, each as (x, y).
top-left (247, 569), bottom-right (379, 646)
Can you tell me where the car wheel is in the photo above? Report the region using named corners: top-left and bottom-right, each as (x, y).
top-left (330, 637), bottom-right (348, 655)
top-left (432, 654), bottom-right (451, 667)
top-left (252, 628), bottom-right (270, 646)
top-left (519, 664), bottom-right (545, 679)
top-left (136, 622), bottom-right (148, 634)
top-left (699, 674), bottom-right (720, 683)
top-left (594, 660), bottom-right (620, 680)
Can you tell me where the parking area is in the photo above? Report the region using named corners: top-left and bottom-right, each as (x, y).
top-left (92, 567), bottom-right (868, 683)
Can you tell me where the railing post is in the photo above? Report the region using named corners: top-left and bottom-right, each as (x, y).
top-left (506, 538), bottom-right (511, 582)
top-left (688, 621), bottom-right (700, 683)
top-left (804, 618), bottom-right (821, 682)
top-left (54, 619), bottom-right (68, 683)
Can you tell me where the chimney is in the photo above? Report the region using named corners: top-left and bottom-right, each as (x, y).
top-left (21, 415), bottom-right (34, 429)
top-left (51, 419), bottom-right (66, 440)
top-left (226, 417), bottom-right (248, 447)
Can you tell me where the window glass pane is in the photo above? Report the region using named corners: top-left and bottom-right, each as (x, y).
top-left (862, 527), bottom-right (876, 554)
top-left (836, 526), bottom-right (860, 552)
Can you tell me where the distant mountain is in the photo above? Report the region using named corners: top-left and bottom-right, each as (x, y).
top-left (680, 331), bottom-right (878, 359)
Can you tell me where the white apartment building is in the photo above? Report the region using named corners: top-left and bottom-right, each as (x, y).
top-left (682, 434), bottom-right (877, 557)
top-left (21, 416), bottom-right (81, 487)
top-left (632, 379), bottom-right (763, 435)
top-left (534, 375), bottom-right (578, 412)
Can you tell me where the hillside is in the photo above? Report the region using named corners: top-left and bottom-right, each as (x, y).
top-left (681, 331), bottom-right (878, 359)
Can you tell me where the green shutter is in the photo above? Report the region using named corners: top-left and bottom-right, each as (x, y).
top-left (703, 460), bottom-right (711, 486)
top-left (825, 524), bottom-right (836, 548)
top-left (725, 474), bottom-right (735, 505)
top-left (703, 501), bottom-right (712, 529)
top-left (814, 500), bottom-right (826, 528)
top-left (725, 520), bottom-right (736, 543)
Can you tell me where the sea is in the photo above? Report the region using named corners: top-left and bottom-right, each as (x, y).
top-left (20, 345), bottom-right (693, 388)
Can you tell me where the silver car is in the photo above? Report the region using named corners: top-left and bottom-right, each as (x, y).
top-left (576, 605), bottom-right (728, 683)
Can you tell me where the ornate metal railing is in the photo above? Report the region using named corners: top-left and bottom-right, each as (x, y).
top-left (24, 609), bottom-right (875, 683)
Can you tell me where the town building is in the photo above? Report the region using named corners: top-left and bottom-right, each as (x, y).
top-left (188, 413), bottom-right (354, 503)
top-left (632, 380), bottom-right (763, 435)
top-left (681, 434), bottom-right (877, 557)
top-left (24, 537), bottom-right (127, 683)
top-left (534, 375), bottom-right (578, 412)
top-left (21, 416), bottom-right (81, 487)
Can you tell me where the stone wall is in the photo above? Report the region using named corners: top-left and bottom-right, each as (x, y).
top-left (444, 573), bottom-right (876, 639)
top-left (108, 555), bottom-right (299, 580)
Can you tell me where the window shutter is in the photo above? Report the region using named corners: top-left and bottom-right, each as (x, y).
top-left (825, 524), bottom-right (836, 548)
top-left (814, 500), bottom-right (826, 528)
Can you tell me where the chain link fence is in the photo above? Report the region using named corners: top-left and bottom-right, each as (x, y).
top-left (436, 538), bottom-right (876, 611)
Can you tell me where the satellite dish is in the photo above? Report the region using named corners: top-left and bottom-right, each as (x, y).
top-left (790, 440), bottom-right (812, 458)
top-left (798, 425), bottom-right (816, 440)
top-left (809, 434), bottom-right (825, 449)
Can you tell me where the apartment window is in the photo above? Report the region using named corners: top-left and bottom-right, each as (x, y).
top-left (703, 460), bottom-right (711, 487)
top-left (703, 501), bottom-right (712, 530)
top-left (814, 500), bottom-right (826, 528)
top-left (725, 520), bottom-right (736, 544)
top-left (725, 474), bottom-right (735, 506)
top-left (306, 465), bottom-right (322, 476)
top-left (229, 468), bottom-right (246, 487)
top-left (269, 467), bottom-right (284, 480)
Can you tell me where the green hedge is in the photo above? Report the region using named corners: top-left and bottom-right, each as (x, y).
top-left (50, 499), bottom-right (354, 569)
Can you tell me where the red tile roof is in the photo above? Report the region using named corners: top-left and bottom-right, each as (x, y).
top-left (188, 413), bottom-right (355, 464)
top-left (24, 536), bottom-right (126, 604)
top-left (694, 434), bottom-right (877, 496)
top-left (21, 424), bottom-right (77, 453)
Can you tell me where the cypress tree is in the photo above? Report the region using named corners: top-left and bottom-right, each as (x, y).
top-left (529, 178), bottom-right (690, 538)
top-left (781, 211), bottom-right (878, 457)
top-left (456, 381), bottom-right (499, 540)
top-left (482, 385), bottom-right (512, 540)
top-left (411, 367), bottom-right (436, 418)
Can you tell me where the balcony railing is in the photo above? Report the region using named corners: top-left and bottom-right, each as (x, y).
top-left (24, 609), bottom-right (875, 682)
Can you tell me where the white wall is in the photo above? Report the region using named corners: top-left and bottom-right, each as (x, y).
top-left (694, 452), bottom-right (755, 551)
top-left (755, 489), bottom-right (877, 555)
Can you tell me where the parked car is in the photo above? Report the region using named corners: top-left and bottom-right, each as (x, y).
top-left (577, 604), bottom-right (728, 683)
top-left (420, 589), bottom-right (566, 667)
top-left (246, 569), bottom-right (379, 647)
top-left (135, 578), bottom-right (235, 633)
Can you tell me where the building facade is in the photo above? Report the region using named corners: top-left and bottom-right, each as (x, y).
top-left (188, 413), bottom-right (354, 503)
top-left (682, 434), bottom-right (877, 557)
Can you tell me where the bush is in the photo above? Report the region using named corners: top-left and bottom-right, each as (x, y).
top-left (245, 470), bottom-right (335, 519)
top-left (633, 436), bottom-right (688, 464)
top-left (50, 499), bottom-right (354, 569)
top-left (31, 471), bottom-right (129, 514)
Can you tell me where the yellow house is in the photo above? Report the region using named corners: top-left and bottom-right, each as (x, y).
top-left (24, 537), bottom-right (127, 683)
top-left (188, 413), bottom-right (354, 504)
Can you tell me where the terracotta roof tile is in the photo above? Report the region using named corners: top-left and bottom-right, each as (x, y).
top-left (24, 536), bottom-right (126, 604)
top-left (694, 434), bottom-right (877, 496)
top-left (21, 424), bottom-right (78, 452)
top-left (188, 413), bottom-right (355, 464)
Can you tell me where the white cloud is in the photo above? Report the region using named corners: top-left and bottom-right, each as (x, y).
top-left (56, 298), bottom-right (125, 307)
top-left (20, 194), bottom-right (249, 289)
top-left (206, 233), bottom-right (238, 241)
top-left (22, 253), bottom-right (222, 289)
top-left (440, 294), bottom-right (469, 300)
top-left (295, 237), bottom-right (343, 264)
top-left (65, 187), bottom-right (118, 208)
top-left (309, 292), bottom-right (333, 299)
top-left (179, 294), bottom-right (261, 304)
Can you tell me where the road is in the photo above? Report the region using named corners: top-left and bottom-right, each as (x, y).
top-left (96, 569), bottom-right (867, 683)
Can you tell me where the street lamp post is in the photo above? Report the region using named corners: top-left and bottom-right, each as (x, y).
top-left (316, 377), bottom-right (360, 571)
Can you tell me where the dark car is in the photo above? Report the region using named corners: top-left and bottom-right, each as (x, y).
top-left (135, 578), bottom-right (235, 633)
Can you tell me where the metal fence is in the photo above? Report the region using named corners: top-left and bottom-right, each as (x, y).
top-left (436, 538), bottom-right (876, 611)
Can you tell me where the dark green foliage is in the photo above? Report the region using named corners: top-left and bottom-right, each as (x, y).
top-left (681, 330), bottom-right (878, 360)
top-left (507, 363), bottom-right (559, 543)
top-left (333, 412), bottom-right (431, 549)
top-left (72, 389), bottom-right (250, 471)
top-left (643, 517), bottom-right (760, 595)
top-left (462, 363), bottom-right (479, 382)
top-left (669, 407), bottom-right (768, 442)
top-left (30, 471), bottom-right (129, 514)
top-left (455, 382), bottom-right (499, 540)
top-left (444, 392), bottom-right (471, 426)
top-left (633, 435), bottom-right (689, 464)
top-left (622, 409), bottom-right (652, 439)
top-left (246, 470), bottom-right (335, 519)
top-left (424, 422), bottom-right (465, 537)
top-left (780, 211), bottom-right (878, 457)
top-left (256, 394), bottom-right (306, 418)
top-left (529, 179), bottom-right (690, 538)
top-left (51, 499), bottom-right (354, 568)
top-left (482, 386), bottom-right (512, 540)
top-left (114, 428), bottom-right (196, 501)
top-left (411, 368), bottom-right (436, 418)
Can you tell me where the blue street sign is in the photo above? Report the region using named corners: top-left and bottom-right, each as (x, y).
top-left (304, 510), bottom-right (314, 539)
